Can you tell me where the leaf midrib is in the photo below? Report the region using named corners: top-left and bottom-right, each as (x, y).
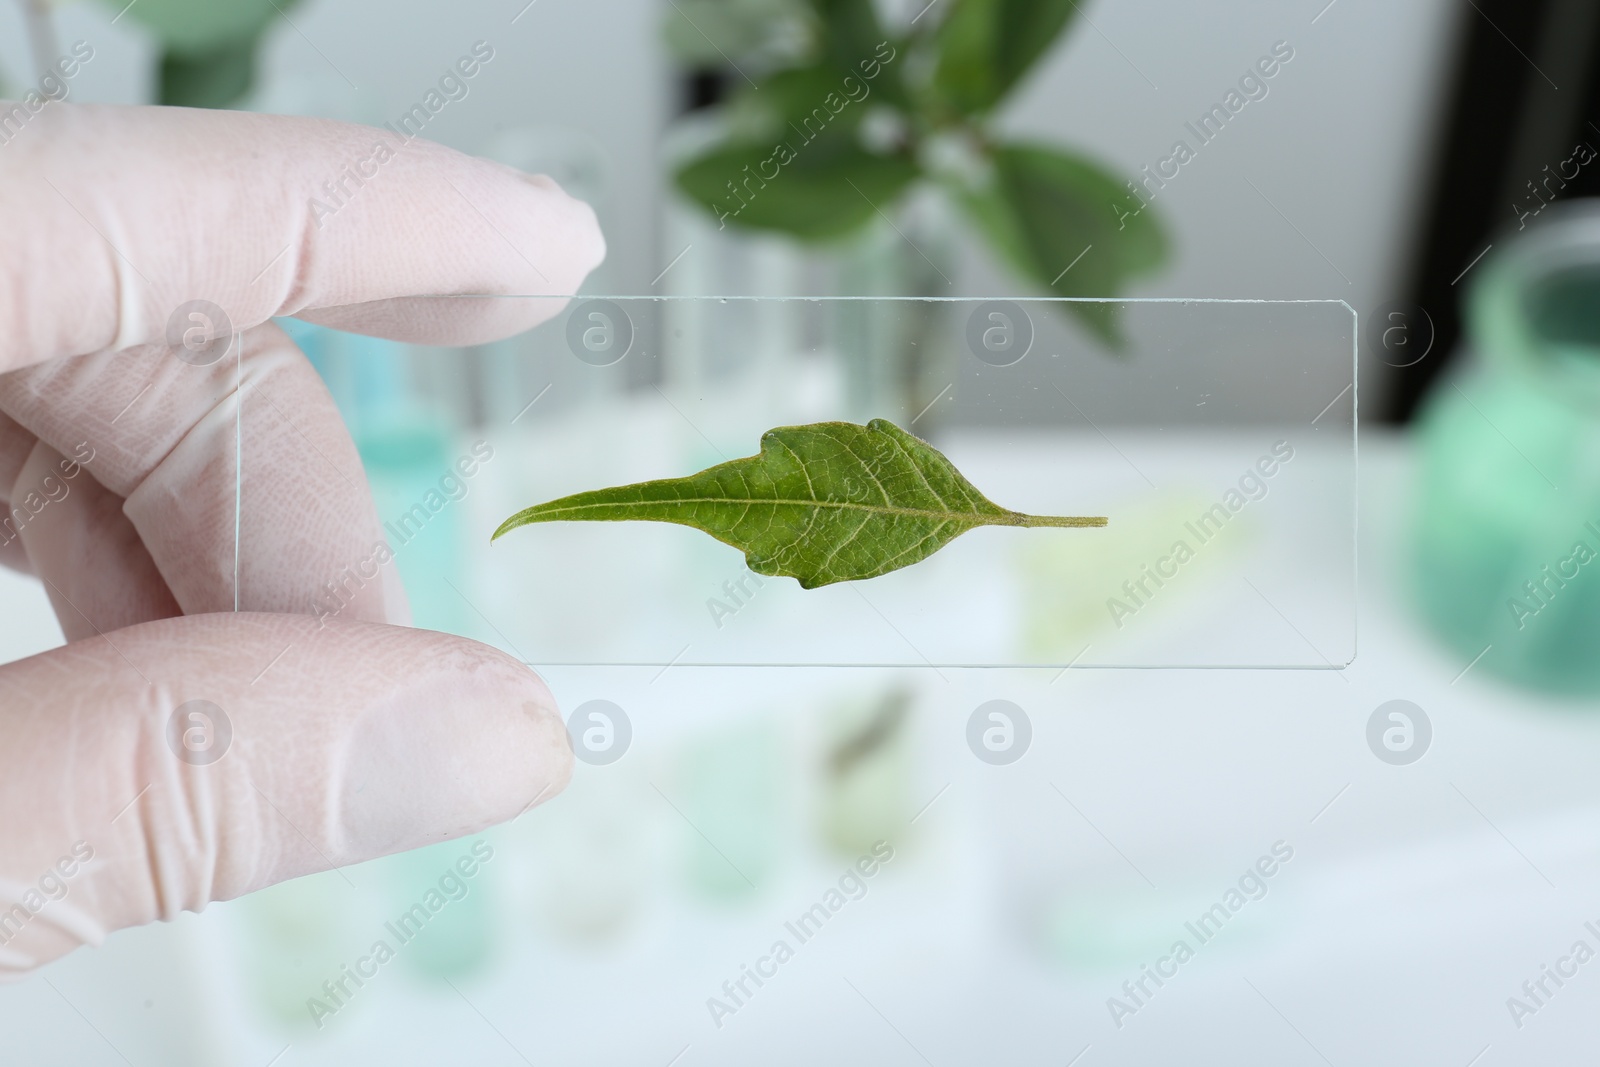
top-left (522, 495), bottom-right (1011, 524)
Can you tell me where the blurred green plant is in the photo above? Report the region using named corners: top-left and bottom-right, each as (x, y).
top-left (668, 0), bottom-right (1166, 347)
top-left (88, 0), bottom-right (295, 108)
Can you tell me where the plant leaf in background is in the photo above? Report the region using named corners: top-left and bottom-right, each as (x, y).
top-left (493, 419), bottom-right (1106, 589)
top-left (745, 63), bottom-right (875, 135)
top-left (670, 0), bottom-right (1167, 350)
top-left (810, 0), bottom-right (884, 67)
top-left (959, 142), bottom-right (1167, 347)
top-left (159, 36), bottom-right (259, 110)
top-left (931, 0), bottom-right (1078, 116)
top-left (676, 138), bottom-right (918, 240)
top-left (808, 0), bottom-right (908, 106)
top-left (93, 0), bottom-right (296, 107)
top-left (663, 0), bottom-right (811, 69)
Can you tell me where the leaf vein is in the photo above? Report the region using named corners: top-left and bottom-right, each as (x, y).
top-left (882, 428), bottom-right (949, 511)
top-left (520, 497), bottom-right (1005, 523)
top-left (830, 431), bottom-right (892, 506)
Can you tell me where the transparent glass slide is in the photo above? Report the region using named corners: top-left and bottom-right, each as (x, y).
top-left (267, 297), bottom-right (1355, 669)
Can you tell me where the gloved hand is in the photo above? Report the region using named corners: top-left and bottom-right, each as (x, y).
top-left (0, 103), bottom-right (603, 975)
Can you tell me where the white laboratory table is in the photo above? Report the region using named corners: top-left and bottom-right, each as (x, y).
top-left (0, 430), bottom-right (1596, 1067)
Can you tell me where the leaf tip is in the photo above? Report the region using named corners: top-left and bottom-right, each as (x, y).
top-left (490, 515), bottom-right (521, 542)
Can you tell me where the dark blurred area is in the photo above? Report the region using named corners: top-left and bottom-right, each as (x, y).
top-left (1393, 0), bottom-right (1600, 421)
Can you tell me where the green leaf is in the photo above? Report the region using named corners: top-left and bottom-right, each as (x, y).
top-left (933, 0), bottom-right (1078, 115)
top-left (493, 419), bottom-right (1106, 589)
top-left (661, 0), bottom-right (809, 68)
top-left (97, 0), bottom-right (289, 53)
top-left (94, 0), bottom-right (293, 109)
top-left (810, 0), bottom-right (884, 68)
top-left (959, 142), bottom-right (1167, 347)
top-left (158, 37), bottom-right (259, 109)
top-left (807, 0), bottom-right (908, 106)
top-left (741, 64), bottom-right (872, 135)
top-left (675, 139), bottom-right (919, 241)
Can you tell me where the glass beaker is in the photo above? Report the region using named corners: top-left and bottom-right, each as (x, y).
top-left (1413, 201), bottom-right (1600, 693)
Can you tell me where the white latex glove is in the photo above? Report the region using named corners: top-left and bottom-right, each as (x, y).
top-left (0, 104), bottom-right (604, 976)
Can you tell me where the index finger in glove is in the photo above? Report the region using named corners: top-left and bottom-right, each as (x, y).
top-left (0, 103), bottom-right (605, 371)
top-left (0, 104), bottom-right (605, 622)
